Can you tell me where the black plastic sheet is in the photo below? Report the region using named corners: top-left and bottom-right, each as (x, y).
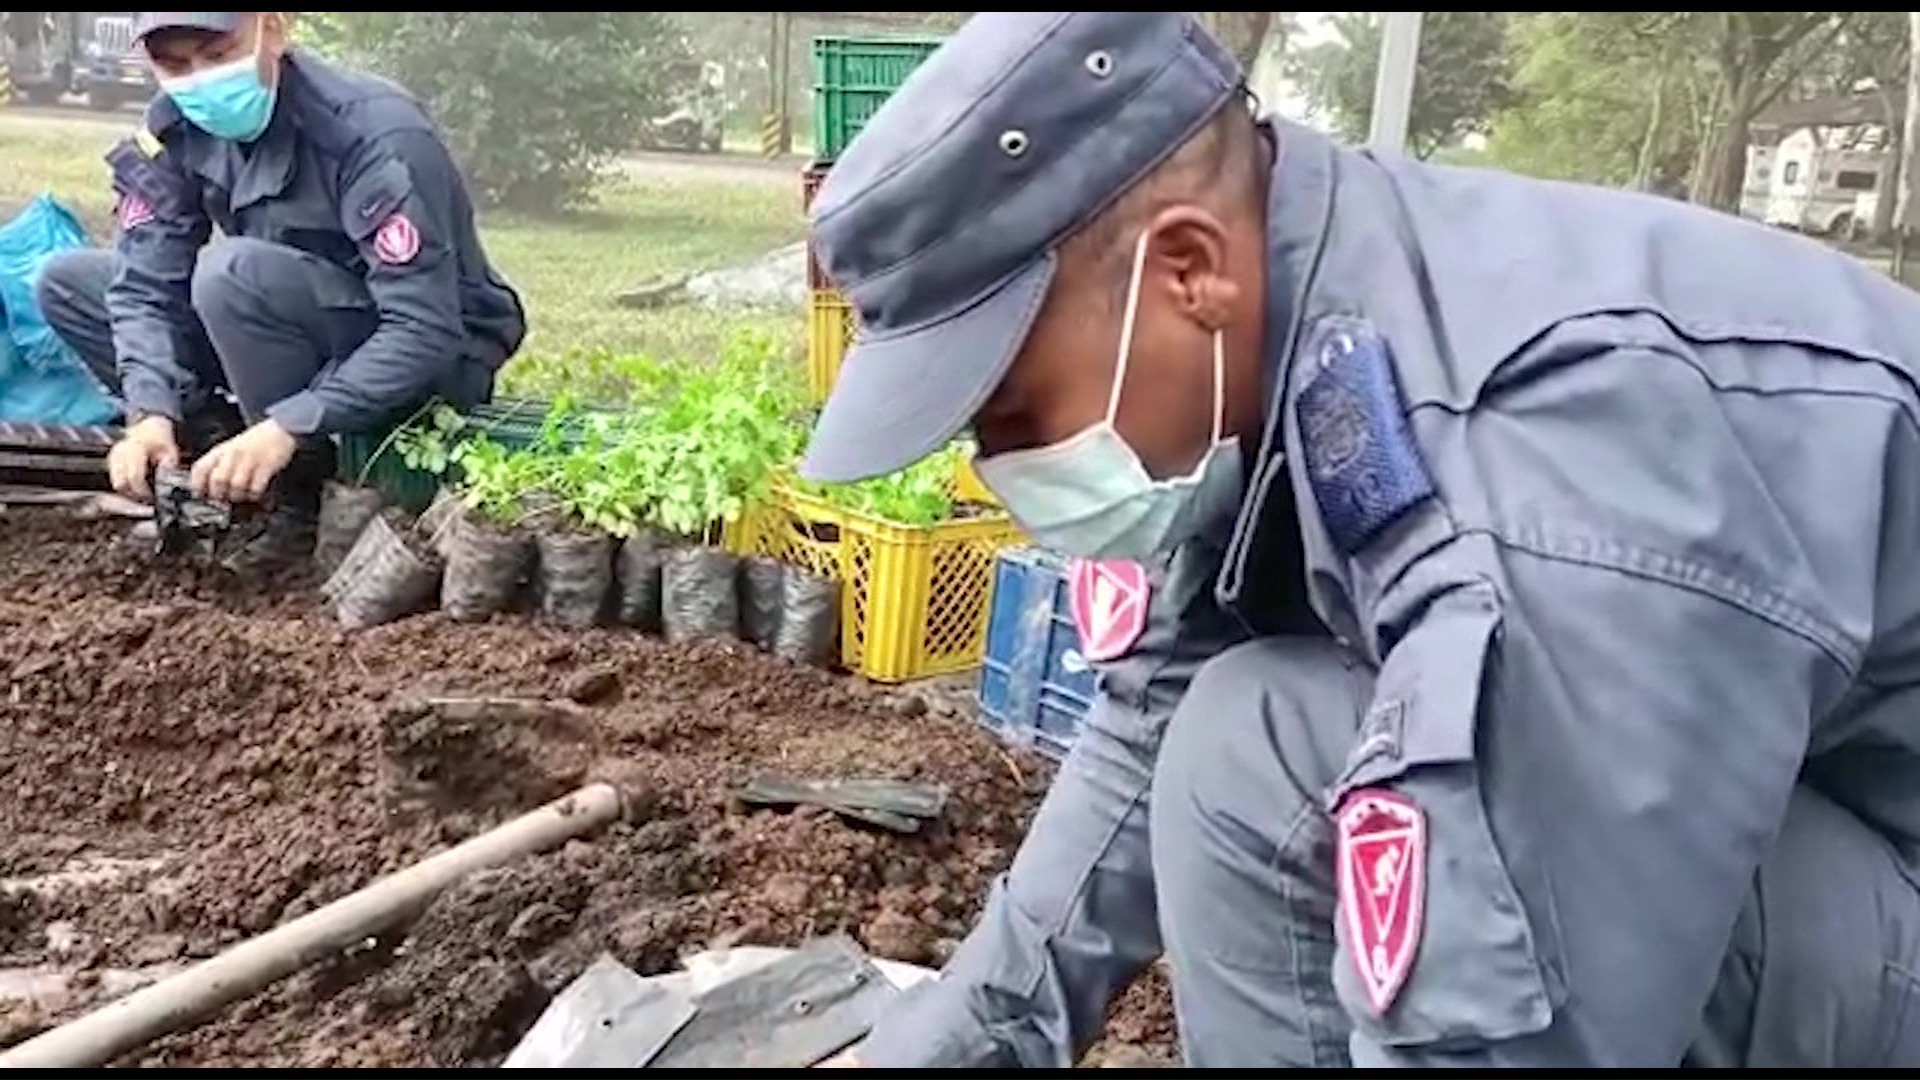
top-left (535, 529), bottom-right (615, 629)
top-left (441, 516), bottom-right (531, 622)
top-left (647, 937), bottom-right (897, 1069)
top-left (740, 556), bottom-right (786, 649)
top-left (315, 481), bottom-right (385, 578)
top-left (772, 568), bottom-right (839, 668)
top-left (737, 775), bottom-right (949, 835)
top-left (323, 511), bottom-right (442, 630)
top-left (500, 954), bottom-right (695, 1069)
top-left (662, 546), bottom-right (740, 642)
top-left (614, 528), bottom-right (667, 631)
top-left (417, 486), bottom-right (466, 561)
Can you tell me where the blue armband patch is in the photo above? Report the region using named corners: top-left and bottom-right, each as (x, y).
top-left (1296, 327), bottom-right (1434, 555)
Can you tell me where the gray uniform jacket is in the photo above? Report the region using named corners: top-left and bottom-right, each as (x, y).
top-left (864, 117), bottom-right (1920, 1067)
top-left (103, 50), bottom-right (524, 435)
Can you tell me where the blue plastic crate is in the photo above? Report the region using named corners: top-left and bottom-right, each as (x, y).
top-left (977, 546), bottom-right (1098, 762)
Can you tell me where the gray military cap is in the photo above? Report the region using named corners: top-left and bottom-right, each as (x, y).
top-left (133, 12), bottom-right (242, 42)
top-left (799, 11), bottom-right (1244, 483)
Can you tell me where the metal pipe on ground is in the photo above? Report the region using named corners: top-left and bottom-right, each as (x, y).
top-left (0, 783), bottom-right (625, 1070)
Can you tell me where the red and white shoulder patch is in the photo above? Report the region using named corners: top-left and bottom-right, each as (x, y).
top-left (116, 193), bottom-right (154, 231)
top-left (372, 212), bottom-right (421, 265)
top-left (1068, 557), bottom-right (1150, 662)
top-left (1336, 788), bottom-right (1427, 1014)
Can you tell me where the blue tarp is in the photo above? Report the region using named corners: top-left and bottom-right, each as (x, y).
top-left (0, 194), bottom-right (118, 425)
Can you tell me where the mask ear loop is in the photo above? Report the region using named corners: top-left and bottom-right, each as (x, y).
top-left (1209, 329), bottom-right (1227, 445)
top-left (1105, 232), bottom-right (1154, 425)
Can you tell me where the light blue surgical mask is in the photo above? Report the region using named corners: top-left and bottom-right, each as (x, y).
top-left (160, 41), bottom-right (277, 144)
top-left (975, 232), bottom-right (1245, 561)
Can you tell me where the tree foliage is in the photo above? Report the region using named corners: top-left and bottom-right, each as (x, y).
top-left (317, 12), bottom-right (687, 215)
top-left (1288, 11), bottom-right (1517, 160)
top-left (1199, 12), bottom-right (1278, 71)
top-left (1279, 9), bottom-right (1920, 222)
top-left (294, 11), bottom-right (1920, 226)
top-left (1484, 13), bottom-right (1701, 192)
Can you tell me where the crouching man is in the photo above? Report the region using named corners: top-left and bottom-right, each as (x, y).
top-left (38, 11), bottom-right (524, 572)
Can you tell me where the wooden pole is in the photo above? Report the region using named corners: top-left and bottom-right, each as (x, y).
top-left (0, 784), bottom-right (624, 1069)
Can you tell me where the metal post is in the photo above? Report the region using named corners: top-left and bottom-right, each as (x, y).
top-left (761, 13), bottom-right (793, 159)
top-left (1367, 11), bottom-right (1425, 152)
top-left (1894, 12), bottom-right (1920, 282)
top-left (773, 11), bottom-right (794, 157)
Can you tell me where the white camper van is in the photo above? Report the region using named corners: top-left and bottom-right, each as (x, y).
top-left (1759, 127), bottom-right (1886, 238)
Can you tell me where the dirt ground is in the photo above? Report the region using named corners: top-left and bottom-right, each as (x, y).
top-left (0, 505), bottom-right (1175, 1067)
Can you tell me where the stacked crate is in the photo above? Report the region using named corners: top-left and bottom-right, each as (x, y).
top-left (740, 32), bottom-right (1026, 683)
top-left (800, 162), bottom-right (850, 405)
top-left (802, 35), bottom-right (943, 405)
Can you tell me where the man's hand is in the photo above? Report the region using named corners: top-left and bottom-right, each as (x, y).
top-left (107, 415), bottom-right (180, 500)
top-left (191, 418), bottom-right (298, 504)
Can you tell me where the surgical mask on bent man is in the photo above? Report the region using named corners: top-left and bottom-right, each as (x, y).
top-left (160, 34), bottom-right (277, 143)
top-left (975, 233), bottom-right (1245, 561)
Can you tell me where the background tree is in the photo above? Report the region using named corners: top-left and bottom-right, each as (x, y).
top-left (320, 12), bottom-right (687, 215)
top-left (1287, 11), bottom-right (1516, 159)
top-left (1199, 12), bottom-right (1279, 71)
top-left (1485, 13), bottom-right (1701, 192)
top-left (1684, 13), bottom-right (1855, 210)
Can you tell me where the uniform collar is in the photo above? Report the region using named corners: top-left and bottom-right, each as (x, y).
top-left (1210, 119), bottom-right (1337, 614)
top-left (1253, 118), bottom-right (1339, 471)
top-left (223, 53), bottom-right (303, 211)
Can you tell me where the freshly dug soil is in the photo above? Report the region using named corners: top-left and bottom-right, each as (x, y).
top-left (0, 506), bottom-right (1174, 1067)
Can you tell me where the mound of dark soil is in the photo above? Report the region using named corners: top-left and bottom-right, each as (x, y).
top-left (0, 507), bottom-right (1173, 1067)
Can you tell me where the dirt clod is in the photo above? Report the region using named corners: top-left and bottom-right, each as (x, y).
top-left (0, 506), bottom-right (1172, 1066)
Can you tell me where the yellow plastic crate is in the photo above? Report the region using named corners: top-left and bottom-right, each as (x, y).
top-left (952, 454), bottom-right (998, 507)
top-left (806, 288), bottom-right (854, 404)
top-left (737, 483), bottom-right (1022, 683)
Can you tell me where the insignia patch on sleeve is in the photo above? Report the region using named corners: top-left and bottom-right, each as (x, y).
top-left (116, 192), bottom-right (155, 230)
top-left (1295, 328), bottom-right (1435, 555)
top-left (1068, 558), bottom-right (1150, 662)
top-left (372, 212), bottom-right (421, 265)
top-left (1336, 788), bottom-right (1426, 1014)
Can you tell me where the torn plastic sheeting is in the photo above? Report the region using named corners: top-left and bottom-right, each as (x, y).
top-left (500, 954), bottom-right (696, 1070)
top-left (647, 936), bottom-right (898, 1069)
top-left (503, 940), bottom-right (935, 1071)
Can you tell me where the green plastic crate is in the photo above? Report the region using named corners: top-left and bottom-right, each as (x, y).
top-left (810, 36), bottom-right (944, 161)
top-left (336, 398), bottom-right (623, 512)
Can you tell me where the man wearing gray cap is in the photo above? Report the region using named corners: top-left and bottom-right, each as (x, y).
top-left (36, 12), bottom-right (523, 572)
top-left (804, 10), bottom-right (1920, 1070)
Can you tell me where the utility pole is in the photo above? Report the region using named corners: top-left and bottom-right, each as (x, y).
top-left (1896, 11), bottom-right (1920, 284)
top-left (1367, 12), bottom-right (1424, 153)
top-left (761, 12), bottom-right (794, 159)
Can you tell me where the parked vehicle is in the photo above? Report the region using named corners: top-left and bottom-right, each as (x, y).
top-left (75, 12), bottom-right (154, 113)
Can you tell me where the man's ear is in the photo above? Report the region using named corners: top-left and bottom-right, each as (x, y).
top-left (1145, 206), bottom-right (1237, 332)
top-left (261, 12), bottom-right (293, 51)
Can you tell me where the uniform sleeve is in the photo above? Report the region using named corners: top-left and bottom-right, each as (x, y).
top-left (104, 134), bottom-right (212, 421)
top-left (265, 128), bottom-right (466, 437)
top-left (1324, 348), bottom-right (1844, 1066)
top-left (859, 541), bottom-right (1253, 1068)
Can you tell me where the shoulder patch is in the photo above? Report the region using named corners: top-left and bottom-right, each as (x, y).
top-left (1296, 326), bottom-right (1435, 555)
top-left (1336, 788), bottom-right (1427, 1014)
top-left (1069, 557), bottom-right (1150, 663)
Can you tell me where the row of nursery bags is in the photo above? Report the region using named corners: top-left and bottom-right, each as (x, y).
top-left (313, 482), bottom-right (841, 667)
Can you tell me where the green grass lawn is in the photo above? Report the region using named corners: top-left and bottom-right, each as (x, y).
top-left (0, 112), bottom-right (809, 404)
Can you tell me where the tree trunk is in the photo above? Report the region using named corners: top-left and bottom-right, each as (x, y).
top-left (1691, 74), bottom-right (1764, 212)
top-left (1632, 55), bottom-right (1672, 192)
top-left (1199, 11), bottom-right (1274, 71)
top-left (1875, 85), bottom-right (1903, 241)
